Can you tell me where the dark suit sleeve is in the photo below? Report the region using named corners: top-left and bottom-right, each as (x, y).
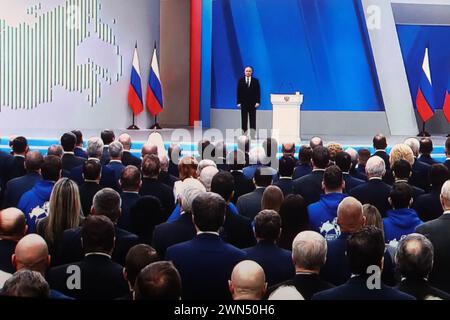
top-left (255, 79), bottom-right (261, 104)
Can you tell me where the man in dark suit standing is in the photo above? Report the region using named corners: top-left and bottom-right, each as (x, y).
top-left (237, 167), bottom-right (272, 220)
top-left (71, 130), bottom-right (88, 159)
top-left (79, 160), bottom-right (102, 216)
top-left (106, 141), bottom-right (125, 183)
top-left (0, 208), bottom-right (28, 274)
top-left (444, 137), bottom-right (450, 171)
top-left (119, 133), bottom-right (142, 168)
top-left (118, 166), bottom-right (142, 231)
top-left (418, 137), bottom-right (438, 166)
top-left (100, 129), bottom-right (115, 166)
top-left (404, 138), bottom-right (431, 192)
top-left (372, 134), bottom-right (393, 185)
top-left (274, 156), bottom-right (296, 197)
top-left (60, 132), bottom-right (85, 172)
top-left (4, 136), bottom-right (29, 183)
top-left (228, 150), bottom-right (255, 204)
top-left (335, 152), bottom-right (364, 194)
top-left (237, 66), bottom-right (261, 137)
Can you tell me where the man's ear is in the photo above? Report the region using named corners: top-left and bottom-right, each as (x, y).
top-left (90, 206), bottom-right (95, 215)
top-left (321, 181), bottom-right (325, 191)
top-left (11, 254), bottom-right (17, 270)
top-left (123, 268), bottom-right (128, 282)
top-left (47, 255), bottom-right (51, 268)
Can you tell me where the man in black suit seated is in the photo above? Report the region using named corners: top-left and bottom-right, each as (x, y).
top-left (414, 164), bottom-right (449, 222)
top-left (60, 132), bottom-right (85, 172)
top-left (418, 137), bottom-right (438, 166)
top-left (165, 192), bottom-right (246, 300)
top-left (118, 165), bottom-right (142, 231)
top-left (275, 156), bottom-right (296, 196)
top-left (444, 137), bottom-right (450, 171)
top-left (335, 151), bottom-right (364, 194)
top-left (167, 143), bottom-right (181, 178)
top-left (139, 154), bottom-right (175, 218)
top-left (4, 136), bottom-right (29, 183)
top-left (293, 146), bottom-right (329, 205)
top-left (2, 151), bottom-right (43, 209)
top-left (158, 154), bottom-right (179, 189)
top-left (57, 188), bottom-right (139, 266)
top-left (71, 130), bottom-right (88, 159)
top-left (416, 180), bottom-right (450, 293)
top-left (292, 146), bottom-right (313, 180)
top-left (313, 226), bottom-right (415, 300)
top-left (47, 215), bottom-right (129, 300)
top-left (269, 231), bottom-right (333, 300)
top-left (100, 129), bottom-right (115, 166)
top-left (119, 133), bottom-right (142, 168)
top-left (396, 233), bottom-right (450, 300)
top-left (121, 244), bottom-right (159, 300)
top-left (106, 141), bottom-right (125, 183)
top-left (79, 160), bottom-right (102, 216)
top-left (404, 138), bottom-right (431, 192)
top-left (350, 156), bottom-right (392, 217)
top-left (392, 159), bottom-right (425, 202)
top-left (0, 208), bottom-right (27, 274)
top-left (237, 167), bottom-right (272, 220)
top-left (372, 134), bottom-right (393, 185)
top-left (228, 150), bottom-right (255, 204)
top-left (244, 210), bottom-right (295, 286)
top-left (134, 261), bottom-right (182, 300)
top-left (229, 260), bottom-right (267, 300)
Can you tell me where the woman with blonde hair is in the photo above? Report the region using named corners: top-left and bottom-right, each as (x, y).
top-left (389, 144), bottom-right (415, 169)
top-left (37, 178), bottom-right (83, 259)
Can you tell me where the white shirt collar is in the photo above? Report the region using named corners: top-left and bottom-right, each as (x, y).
top-left (197, 231), bottom-right (219, 236)
top-left (122, 191), bottom-right (139, 194)
top-left (109, 160), bottom-right (122, 164)
top-left (369, 177), bottom-right (383, 181)
top-left (88, 157), bottom-right (100, 162)
top-left (14, 154), bottom-right (25, 158)
top-left (84, 179), bottom-right (100, 184)
top-left (443, 210), bottom-right (450, 215)
top-left (396, 179), bottom-right (409, 183)
top-left (63, 151), bottom-right (75, 155)
top-left (85, 252), bottom-right (112, 259)
top-left (280, 176), bottom-right (293, 180)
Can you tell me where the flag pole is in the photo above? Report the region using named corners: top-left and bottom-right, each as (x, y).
top-left (417, 121), bottom-right (430, 137)
top-left (150, 115), bottom-right (162, 130)
top-left (127, 112), bottom-right (140, 130)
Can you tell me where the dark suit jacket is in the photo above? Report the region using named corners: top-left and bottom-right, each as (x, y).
top-left (61, 153), bottom-right (85, 172)
top-left (47, 254), bottom-right (129, 300)
top-left (2, 172), bottom-right (41, 209)
top-left (292, 164), bottom-right (312, 180)
top-left (236, 187), bottom-right (265, 220)
top-left (158, 171), bottom-right (179, 189)
top-left (312, 276), bottom-right (415, 300)
top-left (274, 178), bottom-right (294, 197)
top-left (416, 214), bottom-right (450, 293)
top-left (237, 77), bottom-right (261, 109)
top-left (418, 154), bottom-right (438, 166)
top-left (397, 278), bottom-right (450, 300)
top-left (444, 159), bottom-right (450, 172)
top-left (168, 160), bottom-right (179, 178)
top-left (373, 150), bottom-right (394, 185)
top-left (0, 239), bottom-right (17, 273)
top-left (350, 167), bottom-right (367, 181)
top-left (293, 170), bottom-right (325, 205)
top-left (410, 159), bottom-right (431, 192)
top-left (121, 151), bottom-right (141, 168)
top-left (221, 207), bottom-right (256, 249)
top-left (269, 273), bottom-right (334, 300)
top-left (244, 241), bottom-right (295, 286)
top-left (117, 192), bottom-right (141, 231)
top-left (101, 146), bottom-right (111, 166)
top-left (139, 178), bottom-right (175, 217)
top-left (414, 186), bottom-right (443, 222)
top-left (74, 147), bottom-right (88, 159)
top-left (56, 226), bottom-right (139, 267)
top-left (5, 156), bottom-right (26, 183)
top-left (70, 162), bottom-right (119, 191)
top-left (230, 171), bottom-right (255, 204)
top-left (106, 161), bottom-right (125, 182)
top-left (79, 181), bottom-right (102, 216)
top-left (152, 212), bottom-right (196, 258)
top-left (343, 173), bottom-right (365, 194)
top-left (350, 178), bottom-right (392, 217)
top-left (166, 233), bottom-right (246, 300)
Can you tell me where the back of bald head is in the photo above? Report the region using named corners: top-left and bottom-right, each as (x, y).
top-left (142, 143), bottom-right (158, 158)
top-left (230, 260), bottom-right (267, 300)
top-left (13, 234), bottom-right (49, 274)
top-left (337, 197), bottom-right (365, 233)
top-left (118, 133), bottom-right (132, 150)
top-left (0, 208), bottom-right (27, 239)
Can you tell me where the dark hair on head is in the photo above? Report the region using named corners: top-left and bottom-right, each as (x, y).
top-left (429, 164), bottom-right (449, 187)
top-left (323, 165), bottom-right (343, 190)
top-left (282, 143), bottom-right (296, 155)
top-left (25, 151), bottom-right (44, 172)
top-left (101, 130), bottom-right (115, 145)
top-left (92, 188), bottom-right (121, 222)
top-left (142, 154), bottom-right (160, 177)
top-left (396, 234), bottom-right (434, 279)
top-left (358, 148), bottom-right (371, 162)
top-left (192, 192), bottom-right (226, 232)
top-left (71, 130), bottom-right (83, 145)
top-left (41, 155), bottom-right (62, 181)
top-left (312, 146), bottom-right (330, 169)
top-left (279, 156), bottom-right (296, 177)
top-left (60, 132), bottom-right (77, 152)
top-left (83, 159), bottom-right (102, 181)
top-left (2, 269), bottom-right (50, 299)
top-left (335, 152), bottom-right (352, 173)
top-left (254, 167), bottom-right (273, 187)
top-left (81, 215), bottom-right (115, 254)
top-left (373, 134), bottom-right (387, 150)
top-left (12, 136), bottom-right (28, 154)
top-left (120, 165), bottom-right (142, 190)
top-left (254, 210), bottom-right (281, 241)
top-left (278, 195), bottom-right (310, 250)
top-left (130, 196), bottom-right (164, 244)
top-left (347, 226), bottom-right (385, 275)
top-left (211, 171), bottom-right (234, 201)
top-left (198, 139), bottom-right (214, 160)
top-left (261, 186), bottom-right (284, 212)
top-left (392, 159), bottom-right (412, 180)
top-left (125, 244), bottom-right (159, 287)
top-left (390, 182), bottom-right (413, 209)
top-left (419, 138), bottom-right (433, 155)
top-left (227, 150), bottom-right (247, 171)
top-left (298, 145), bottom-right (313, 164)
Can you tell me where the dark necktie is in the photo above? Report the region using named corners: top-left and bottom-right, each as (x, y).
top-left (246, 78), bottom-right (250, 88)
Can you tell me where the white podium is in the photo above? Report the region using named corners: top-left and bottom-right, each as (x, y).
top-left (271, 92), bottom-right (303, 143)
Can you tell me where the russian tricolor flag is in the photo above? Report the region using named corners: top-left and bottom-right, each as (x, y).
top-left (146, 47), bottom-right (164, 116)
top-left (443, 77), bottom-right (450, 123)
top-left (128, 45), bottom-right (144, 116)
top-left (416, 47), bottom-right (435, 123)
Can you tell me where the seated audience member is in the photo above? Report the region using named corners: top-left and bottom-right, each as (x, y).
top-left (211, 172), bottom-right (255, 249)
top-left (158, 154), bottom-right (179, 189)
top-left (237, 167), bottom-right (272, 220)
top-left (121, 244), bottom-right (159, 300)
top-left (392, 159), bottom-right (425, 201)
top-left (356, 148), bottom-right (371, 178)
top-left (118, 165), bottom-right (142, 231)
top-left (58, 188), bottom-right (138, 266)
top-left (416, 180), bottom-right (450, 293)
top-left (383, 182), bottom-right (423, 243)
top-left (335, 152), bottom-right (364, 193)
top-left (269, 231), bottom-right (333, 300)
top-left (2, 151), bottom-right (43, 209)
top-left (274, 156), bottom-right (296, 196)
top-left (293, 145), bottom-right (313, 180)
top-left (245, 210), bottom-right (295, 286)
top-left (36, 178), bottom-right (83, 260)
top-left (404, 137), bottom-right (431, 192)
top-left (418, 137), bottom-right (438, 165)
top-left (139, 155), bottom-right (175, 217)
top-left (227, 150), bottom-right (255, 204)
top-left (229, 260), bottom-right (267, 300)
top-left (414, 164), bottom-right (449, 222)
top-left (78, 160), bottom-right (102, 216)
top-left (293, 146), bottom-right (330, 205)
top-left (71, 130), bottom-right (88, 159)
top-left (5, 136), bottom-right (29, 183)
top-left (134, 261), bottom-right (182, 300)
top-left (129, 196), bottom-right (164, 244)
top-left (3, 269), bottom-right (50, 299)
top-left (199, 165), bottom-right (219, 192)
top-left (261, 185), bottom-right (284, 213)
top-left (47, 215), bottom-right (129, 299)
top-left (100, 129), bottom-right (115, 165)
top-left (308, 165), bottom-right (347, 240)
top-left (18, 156), bottom-right (61, 233)
top-left (350, 156), bottom-right (392, 217)
top-left (0, 208), bottom-right (27, 274)
top-left (119, 133), bottom-right (141, 168)
top-left (106, 141), bottom-right (125, 183)
top-left (395, 234), bottom-right (450, 300)
top-left (312, 226), bottom-right (415, 300)
top-left (277, 195), bottom-right (310, 251)
top-left (165, 192), bottom-right (246, 300)
top-left (60, 132), bottom-right (85, 172)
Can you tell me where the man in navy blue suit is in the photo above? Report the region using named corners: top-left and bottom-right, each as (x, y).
top-left (106, 141), bottom-right (125, 183)
top-left (237, 66), bottom-right (261, 136)
top-left (335, 151), bottom-right (364, 194)
top-left (312, 226), bottom-right (415, 300)
top-left (293, 146), bottom-right (313, 180)
top-left (274, 156), bottom-right (296, 196)
top-left (71, 130), bottom-right (88, 159)
top-left (165, 192), bottom-right (246, 300)
top-left (404, 138), bottom-right (431, 192)
top-left (60, 132), bottom-right (85, 172)
top-left (118, 165), bottom-right (142, 231)
top-left (418, 137), bottom-right (438, 166)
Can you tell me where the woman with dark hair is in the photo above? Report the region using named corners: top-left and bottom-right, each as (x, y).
top-left (277, 194), bottom-right (310, 250)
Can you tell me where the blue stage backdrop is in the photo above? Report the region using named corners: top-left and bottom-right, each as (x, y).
top-left (396, 25), bottom-right (450, 110)
top-left (211, 0), bottom-right (384, 111)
